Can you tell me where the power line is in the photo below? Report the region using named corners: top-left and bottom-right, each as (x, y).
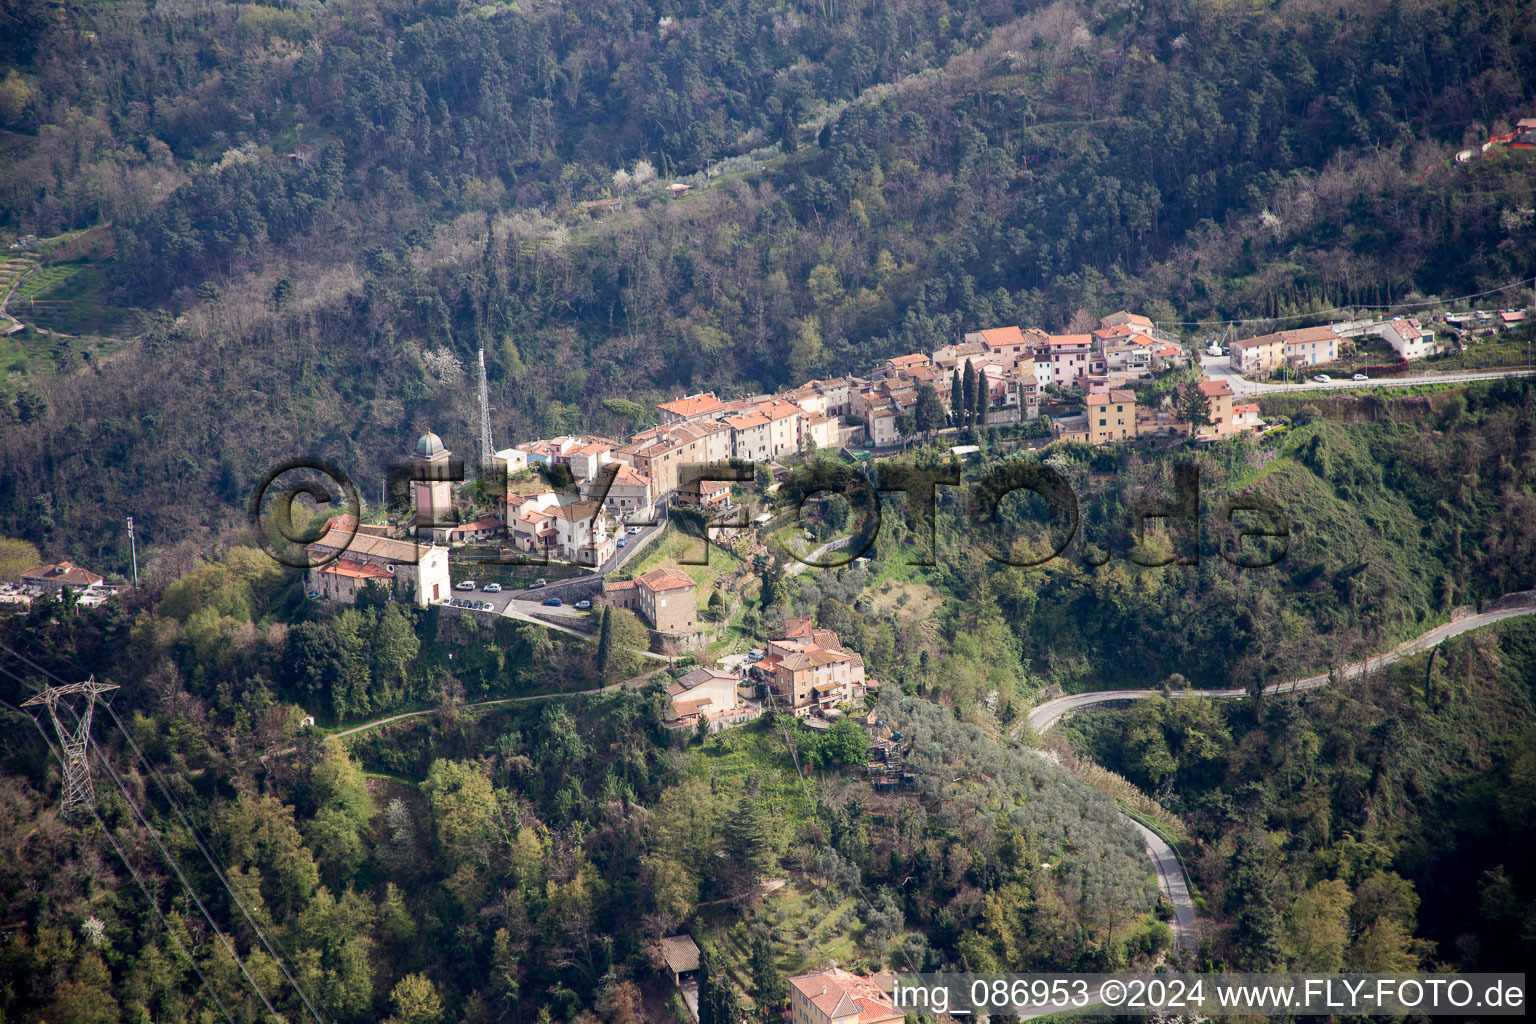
top-left (0, 641), bottom-right (330, 1024)
top-left (0, 694), bottom-right (238, 1024)
top-left (0, 658), bottom-right (285, 1023)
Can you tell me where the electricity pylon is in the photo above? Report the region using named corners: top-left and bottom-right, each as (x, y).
top-left (22, 676), bottom-right (119, 815)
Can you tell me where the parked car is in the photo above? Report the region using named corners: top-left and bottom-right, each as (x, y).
top-left (455, 580), bottom-right (476, 590)
top-left (1352, 373), bottom-right (1369, 381)
top-left (628, 526), bottom-right (643, 535)
top-left (574, 600), bottom-right (591, 610)
top-left (542, 597), bottom-right (563, 607)
top-left (481, 602), bottom-right (494, 611)
top-left (617, 537), bottom-right (627, 548)
top-left (529, 578), bottom-right (546, 588)
top-left (483, 583), bottom-right (502, 593)
top-left (1312, 374), bottom-right (1332, 383)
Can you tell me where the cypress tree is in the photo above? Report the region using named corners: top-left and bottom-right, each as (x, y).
top-left (595, 606), bottom-right (614, 676)
top-left (962, 360), bottom-right (978, 427)
top-left (975, 366), bottom-right (989, 426)
top-left (950, 370), bottom-right (963, 426)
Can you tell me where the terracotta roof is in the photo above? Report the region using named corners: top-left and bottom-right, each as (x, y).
top-left (637, 567), bottom-right (695, 592)
top-left (659, 392), bottom-right (724, 418)
top-left (1197, 380), bottom-right (1234, 398)
top-left (20, 561), bottom-right (104, 587)
top-left (309, 532), bottom-right (432, 564)
top-left (757, 400), bottom-right (802, 421)
top-left (789, 968), bottom-right (902, 1024)
top-left (1087, 390), bottom-right (1137, 405)
top-left (549, 501), bottom-right (602, 523)
top-left (605, 464), bottom-right (651, 488)
top-left (975, 326), bottom-right (1027, 350)
top-left (724, 410), bottom-right (771, 430)
top-left (316, 560), bottom-right (395, 580)
top-left (886, 353), bottom-right (929, 367)
top-left (604, 578), bottom-right (638, 592)
top-left (450, 515), bottom-right (505, 534)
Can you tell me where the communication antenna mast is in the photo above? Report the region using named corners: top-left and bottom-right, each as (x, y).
top-left (22, 676), bottom-right (120, 815)
top-left (477, 347), bottom-right (494, 473)
top-left (126, 517), bottom-right (139, 590)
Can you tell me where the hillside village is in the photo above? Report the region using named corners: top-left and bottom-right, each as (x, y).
top-left (246, 300), bottom-right (1522, 752)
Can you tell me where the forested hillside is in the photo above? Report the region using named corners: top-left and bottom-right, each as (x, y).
top-left (1, 0), bottom-right (1533, 566)
top-left (1064, 616), bottom-right (1536, 973)
top-left (0, 561), bottom-right (1164, 1022)
top-left (814, 380), bottom-right (1536, 714)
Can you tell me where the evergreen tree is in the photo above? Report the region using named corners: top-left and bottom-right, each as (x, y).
top-left (962, 360), bottom-right (978, 427)
top-left (595, 606), bottom-right (614, 676)
top-left (698, 950), bottom-right (743, 1024)
top-left (750, 933), bottom-right (788, 1010)
top-left (975, 366), bottom-right (989, 426)
top-left (915, 381), bottom-right (945, 438)
top-left (950, 372), bottom-right (964, 427)
top-left (1177, 383), bottom-right (1213, 437)
top-left (722, 799), bottom-right (774, 886)
top-left (1226, 833), bottom-right (1283, 969)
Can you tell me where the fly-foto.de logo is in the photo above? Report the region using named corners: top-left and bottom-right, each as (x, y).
top-left (247, 457), bottom-right (1289, 572)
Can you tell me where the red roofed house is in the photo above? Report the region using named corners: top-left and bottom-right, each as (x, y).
top-left (312, 558), bottom-right (396, 604)
top-left (20, 561), bottom-right (105, 595)
top-left (675, 475), bottom-right (732, 510)
top-left (605, 567), bottom-right (698, 633)
top-left (658, 392), bottom-right (725, 424)
top-left (790, 967), bottom-right (902, 1024)
top-left (447, 514), bottom-right (506, 544)
top-left (1085, 389), bottom-right (1139, 443)
top-left (1232, 401), bottom-right (1264, 433)
top-left (1177, 379), bottom-right (1236, 439)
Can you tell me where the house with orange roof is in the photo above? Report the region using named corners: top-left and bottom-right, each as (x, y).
top-left (790, 967), bottom-right (902, 1024)
top-left (1085, 389), bottom-right (1139, 443)
top-left (658, 391), bottom-right (726, 424)
top-left (305, 532), bottom-right (451, 607)
top-left (1232, 401), bottom-right (1264, 433)
top-left (19, 561), bottom-right (106, 595)
top-left (725, 408), bottom-right (774, 461)
top-left (603, 567), bottom-right (699, 633)
top-left (1372, 318), bottom-right (1436, 360)
top-left (447, 514), bottom-right (506, 545)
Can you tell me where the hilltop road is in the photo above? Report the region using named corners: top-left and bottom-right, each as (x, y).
top-left (1021, 594), bottom-right (1536, 951)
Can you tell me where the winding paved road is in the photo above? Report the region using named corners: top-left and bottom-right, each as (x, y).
top-left (1023, 595), bottom-right (1536, 951)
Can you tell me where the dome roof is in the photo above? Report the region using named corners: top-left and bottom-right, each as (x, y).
top-left (415, 431), bottom-right (445, 458)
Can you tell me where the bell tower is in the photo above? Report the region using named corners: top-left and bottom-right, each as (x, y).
top-left (412, 430), bottom-right (453, 540)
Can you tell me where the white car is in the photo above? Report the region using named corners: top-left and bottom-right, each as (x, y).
top-left (627, 526), bottom-right (642, 535)
top-left (1312, 374), bottom-right (1332, 384)
top-left (1352, 373), bottom-right (1369, 382)
top-left (455, 580), bottom-right (476, 590)
top-left (483, 583), bottom-right (502, 593)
